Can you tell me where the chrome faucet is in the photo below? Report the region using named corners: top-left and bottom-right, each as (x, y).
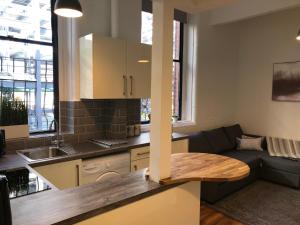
top-left (49, 119), bottom-right (63, 149)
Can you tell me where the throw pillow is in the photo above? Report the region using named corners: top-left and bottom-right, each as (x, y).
top-left (237, 137), bottom-right (263, 151)
top-left (242, 135), bottom-right (267, 150)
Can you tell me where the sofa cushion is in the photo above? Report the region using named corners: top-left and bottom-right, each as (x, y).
top-left (204, 128), bottom-right (234, 153)
top-left (223, 124), bottom-right (243, 147)
top-left (244, 134), bottom-right (268, 150)
top-left (237, 137), bottom-right (264, 151)
top-left (189, 132), bottom-right (212, 153)
top-left (221, 150), bottom-right (265, 169)
top-left (261, 154), bottom-right (300, 175)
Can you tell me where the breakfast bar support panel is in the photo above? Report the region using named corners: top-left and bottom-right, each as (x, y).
top-left (149, 0), bottom-right (174, 182)
top-left (76, 182), bottom-right (200, 225)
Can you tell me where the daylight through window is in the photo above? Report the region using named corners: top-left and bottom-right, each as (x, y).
top-left (141, 11), bottom-right (183, 124)
top-left (0, 0), bottom-right (58, 133)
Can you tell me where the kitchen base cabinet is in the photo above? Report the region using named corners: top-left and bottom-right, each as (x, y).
top-left (81, 153), bottom-right (130, 185)
top-left (131, 158), bottom-right (149, 172)
top-left (130, 139), bottom-right (188, 172)
top-left (34, 160), bottom-right (82, 190)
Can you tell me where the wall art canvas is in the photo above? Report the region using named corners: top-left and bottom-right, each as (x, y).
top-left (273, 61), bottom-right (300, 101)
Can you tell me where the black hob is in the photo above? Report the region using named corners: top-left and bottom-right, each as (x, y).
top-left (0, 168), bottom-right (51, 199)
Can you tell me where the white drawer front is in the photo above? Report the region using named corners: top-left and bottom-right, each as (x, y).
top-left (131, 158), bottom-right (149, 172)
top-left (131, 146), bottom-right (150, 161)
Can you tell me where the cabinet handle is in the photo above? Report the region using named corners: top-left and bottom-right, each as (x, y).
top-left (137, 152), bottom-right (149, 156)
top-left (76, 164), bottom-right (80, 187)
top-left (130, 76), bottom-right (133, 96)
top-left (123, 75), bottom-right (127, 96)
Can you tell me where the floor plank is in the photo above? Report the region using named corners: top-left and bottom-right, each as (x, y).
top-left (200, 204), bottom-right (244, 225)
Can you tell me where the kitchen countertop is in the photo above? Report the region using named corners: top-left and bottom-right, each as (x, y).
top-left (11, 169), bottom-right (181, 225)
top-left (0, 132), bottom-right (189, 170)
top-left (0, 154), bottom-right (28, 171)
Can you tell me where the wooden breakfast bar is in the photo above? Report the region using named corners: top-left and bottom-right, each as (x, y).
top-left (161, 153), bottom-right (250, 184)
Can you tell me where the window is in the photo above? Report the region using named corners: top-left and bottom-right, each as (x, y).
top-left (141, 11), bottom-right (184, 123)
top-left (0, 0), bottom-right (58, 133)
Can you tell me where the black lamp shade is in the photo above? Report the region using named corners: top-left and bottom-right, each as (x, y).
top-left (54, 0), bottom-right (83, 18)
top-left (297, 30), bottom-right (300, 41)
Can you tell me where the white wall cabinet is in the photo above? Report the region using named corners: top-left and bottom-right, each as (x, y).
top-left (80, 34), bottom-right (151, 99)
top-left (126, 42), bottom-right (151, 99)
top-left (130, 139), bottom-right (188, 172)
top-left (34, 160), bottom-right (82, 190)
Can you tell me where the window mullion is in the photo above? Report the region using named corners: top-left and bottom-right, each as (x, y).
top-left (0, 36), bottom-right (53, 47)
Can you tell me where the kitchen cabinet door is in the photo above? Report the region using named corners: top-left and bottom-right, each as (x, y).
top-left (131, 158), bottom-right (149, 172)
top-left (126, 42), bottom-right (151, 99)
top-left (34, 160), bottom-right (82, 190)
top-left (80, 35), bottom-right (127, 99)
top-left (131, 146), bottom-right (150, 161)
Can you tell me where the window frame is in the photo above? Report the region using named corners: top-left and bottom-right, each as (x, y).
top-left (0, 0), bottom-right (59, 134)
top-left (140, 16), bottom-right (184, 124)
top-left (174, 21), bottom-right (184, 121)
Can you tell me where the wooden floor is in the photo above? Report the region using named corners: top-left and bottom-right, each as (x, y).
top-left (200, 204), bottom-right (244, 225)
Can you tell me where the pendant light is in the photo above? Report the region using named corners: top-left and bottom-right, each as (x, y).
top-left (138, 47), bottom-right (150, 63)
top-left (54, 0), bottom-right (83, 18)
top-left (297, 30), bottom-right (300, 41)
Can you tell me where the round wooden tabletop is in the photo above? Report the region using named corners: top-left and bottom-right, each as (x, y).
top-left (160, 153), bottom-right (250, 185)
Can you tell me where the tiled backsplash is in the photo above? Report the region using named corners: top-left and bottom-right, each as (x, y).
top-left (61, 99), bottom-right (140, 139)
top-left (60, 100), bottom-right (105, 141)
top-left (5, 99), bottom-right (141, 153)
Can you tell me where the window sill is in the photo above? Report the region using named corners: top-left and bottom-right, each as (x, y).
top-left (141, 120), bottom-right (196, 132)
top-left (29, 133), bottom-right (56, 139)
top-left (29, 131), bottom-right (74, 139)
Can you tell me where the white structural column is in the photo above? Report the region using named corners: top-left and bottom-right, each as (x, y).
top-left (150, 0), bottom-right (174, 182)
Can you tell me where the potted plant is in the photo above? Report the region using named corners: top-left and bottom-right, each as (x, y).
top-left (0, 89), bottom-right (29, 139)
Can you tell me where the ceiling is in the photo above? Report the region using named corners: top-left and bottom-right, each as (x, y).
top-left (170, 0), bottom-right (240, 14)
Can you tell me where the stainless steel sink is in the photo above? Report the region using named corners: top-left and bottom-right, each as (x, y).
top-left (18, 146), bottom-right (69, 162)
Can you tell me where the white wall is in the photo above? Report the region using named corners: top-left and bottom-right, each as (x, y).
top-left (177, 12), bottom-right (239, 133)
top-left (77, 0), bottom-right (112, 37)
top-left (236, 7), bottom-right (300, 139)
top-left (180, 6), bottom-right (300, 140)
top-left (117, 0), bottom-right (141, 43)
top-left (211, 0), bottom-right (300, 25)
top-left (195, 12), bottom-right (239, 131)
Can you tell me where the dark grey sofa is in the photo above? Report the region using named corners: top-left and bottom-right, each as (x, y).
top-left (189, 124), bottom-right (300, 203)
